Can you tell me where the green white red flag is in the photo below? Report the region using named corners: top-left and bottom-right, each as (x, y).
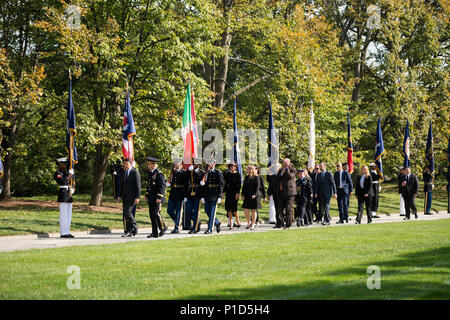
top-left (181, 83), bottom-right (198, 165)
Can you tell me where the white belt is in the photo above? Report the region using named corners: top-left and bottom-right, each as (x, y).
top-left (59, 186), bottom-right (69, 189)
top-left (372, 181), bottom-right (378, 184)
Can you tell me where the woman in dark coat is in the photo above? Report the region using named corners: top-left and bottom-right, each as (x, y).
top-left (254, 166), bottom-right (267, 228)
top-left (241, 165), bottom-right (260, 230)
top-left (355, 165), bottom-right (373, 224)
top-left (224, 162), bottom-right (242, 229)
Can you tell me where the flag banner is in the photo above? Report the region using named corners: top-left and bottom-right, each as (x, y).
top-left (374, 116), bottom-right (385, 181)
top-left (181, 83), bottom-right (198, 166)
top-left (233, 97), bottom-right (243, 181)
top-left (347, 112), bottom-right (354, 174)
top-left (425, 121), bottom-right (434, 178)
top-left (403, 120), bottom-right (411, 168)
top-left (268, 100), bottom-right (279, 173)
top-left (307, 107), bottom-right (315, 172)
top-left (122, 87), bottom-right (136, 165)
top-left (66, 72), bottom-right (78, 194)
top-left (0, 157), bottom-right (3, 180)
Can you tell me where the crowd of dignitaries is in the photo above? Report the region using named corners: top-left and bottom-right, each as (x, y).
top-left (54, 155), bottom-right (450, 239)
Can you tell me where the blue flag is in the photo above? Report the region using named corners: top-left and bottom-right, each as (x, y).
top-left (233, 97), bottom-right (243, 181)
top-left (268, 100), bottom-right (279, 172)
top-left (403, 120), bottom-right (411, 168)
top-left (66, 74), bottom-right (78, 166)
top-left (425, 121), bottom-right (434, 177)
top-left (374, 117), bottom-right (385, 180)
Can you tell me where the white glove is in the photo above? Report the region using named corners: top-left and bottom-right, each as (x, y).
top-left (69, 169), bottom-right (74, 175)
top-left (70, 187), bottom-right (75, 195)
top-left (188, 165), bottom-right (194, 171)
top-left (217, 198), bottom-right (222, 204)
top-left (432, 184), bottom-right (435, 189)
top-left (200, 181), bottom-right (205, 186)
top-left (184, 198), bottom-right (187, 202)
top-left (379, 186), bottom-right (381, 192)
top-left (201, 198), bottom-right (205, 204)
top-left (166, 182), bottom-right (171, 187)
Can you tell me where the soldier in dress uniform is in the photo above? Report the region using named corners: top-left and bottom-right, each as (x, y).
top-left (54, 157), bottom-right (75, 238)
top-left (423, 166), bottom-right (434, 215)
top-left (295, 169), bottom-right (313, 227)
top-left (145, 157), bottom-right (167, 238)
top-left (184, 160), bottom-right (204, 234)
top-left (200, 159), bottom-right (223, 234)
top-left (369, 163), bottom-right (381, 218)
top-left (166, 162), bottom-right (187, 234)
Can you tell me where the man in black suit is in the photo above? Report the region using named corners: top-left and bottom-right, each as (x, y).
top-left (314, 162), bottom-right (337, 225)
top-left (276, 158), bottom-right (297, 229)
top-left (310, 164), bottom-right (322, 223)
top-left (400, 166), bottom-right (419, 220)
top-left (117, 158), bottom-right (141, 237)
top-left (355, 167), bottom-right (373, 224)
top-left (267, 162), bottom-right (281, 227)
top-left (334, 162), bottom-right (353, 224)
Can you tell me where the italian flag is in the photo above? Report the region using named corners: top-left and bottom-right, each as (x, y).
top-left (181, 83), bottom-right (198, 166)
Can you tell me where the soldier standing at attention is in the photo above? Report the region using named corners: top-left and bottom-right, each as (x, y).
top-left (55, 157), bottom-right (75, 238)
top-left (369, 163), bottom-right (381, 218)
top-left (200, 159), bottom-right (223, 234)
top-left (145, 157), bottom-right (167, 238)
top-left (166, 162), bottom-right (186, 234)
top-left (423, 166), bottom-right (434, 215)
top-left (184, 160), bottom-right (204, 234)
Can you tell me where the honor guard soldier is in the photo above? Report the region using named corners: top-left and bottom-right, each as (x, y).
top-left (200, 159), bottom-right (223, 234)
top-left (166, 162), bottom-right (187, 234)
top-left (423, 166), bottom-right (434, 215)
top-left (295, 169), bottom-right (313, 227)
top-left (184, 160), bottom-right (204, 234)
top-left (369, 163), bottom-right (381, 218)
top-left (145, 157), bottom-right (167, 238)
top-left (55, 157), bottom-right (74, 238)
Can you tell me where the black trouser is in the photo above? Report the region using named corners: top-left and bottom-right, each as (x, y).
top-left (273, 195), bottom-right (282, 227)
top-left (296, 197), bottom-right (310, 225)
top-left (312, 196), bottom-right (322, 221)
top-left (337, 188), bottom-right (349, 222)
top-left (149, 202), bottom-right (165, 235)
top-left (370, 184), bottom-right (379, 213)
top-left (123, 206), bottom-right (136, 232)
top-left (404, 195), bottom-right (417, 218)
top-left (319, 195), bottom-right (332, 223)
top-left (278, 196), bottom-right (295, 227)
top-left (123, 201), bottom-right (138, 233)
top-left (357, 195), bottom-right (372, 223)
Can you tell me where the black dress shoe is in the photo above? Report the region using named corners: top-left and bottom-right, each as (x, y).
top-left (355, 221), bottom-right (361, 224)
top-left (216, 222), bottom-right (221, 233)
top-left (204, 230), bottom-right (212, 234)
top-left (336, 221), bottom-right (343, 224)
top-left (159, 229), bottom-right (165, 237)
top-left (60, 234), bottom-right (69, 238)
top-left (403, 217), bottom-right (410, 220)
top-left (373, 215), bottom-right (380, 218)
top-left (147, 233), bottom-right (158, 238)
top-left (171, 229), bottom-right (180, 234)
top-left (66, 234), bottom-right (74, 238)
top-left (273, 225), bottom-right (281, 228)
top-left (132, 229), bottom-right (138, 236)
top-left (415, 214), bottom-right (418, 219)
top-left (346, 220), bottom-right (349, 223)
top-left (269, 221), bottom-right (276, 224)
top-left (122, 232), bottom-right (132, 237)
top-left (188, 230), bottom-right (195, 234)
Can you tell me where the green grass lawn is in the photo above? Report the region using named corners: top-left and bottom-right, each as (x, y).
top-left (0, 219), bottom-right (449, 299)
top-left (0, 182), bottom-right (448, 236)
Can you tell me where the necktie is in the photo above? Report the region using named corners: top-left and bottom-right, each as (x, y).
top-left (126, 170), bottom-right (129, 181)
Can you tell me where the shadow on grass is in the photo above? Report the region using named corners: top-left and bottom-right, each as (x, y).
top-left (179, 246), bottom-right (450, 300)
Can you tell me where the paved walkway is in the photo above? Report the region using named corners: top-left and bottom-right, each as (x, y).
top-left (1, 212), bottom-right (448, 252)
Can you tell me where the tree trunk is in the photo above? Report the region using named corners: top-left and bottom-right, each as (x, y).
top-left (1, 121), bottom-right (22, 199)
top-left (1, 153), bottom-right (12, 199)
top-left (214, 30), bottom-right (232, 108)
top-left (89, 144), bottom-right (111, 206)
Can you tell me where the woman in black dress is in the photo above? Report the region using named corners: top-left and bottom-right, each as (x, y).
top-left (241, 165), bottom-right (260, 230)
top-left (224, 162), bottom-right (242, 229)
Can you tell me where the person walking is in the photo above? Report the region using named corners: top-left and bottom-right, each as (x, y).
top-left (241, 165), bottom-right (260, 230)
top-left (314, 162), bottom-right (337, 226)
top-left (277, 158), bottom-right (297, 229)
top-left (334, 162), bottom-right (353, 224)
top-left (400, 166), bottom-right (419, 220)
top-left (355, 165), bottom-right (373, 224)
top-left (223, 162), bottom-right (242, 230)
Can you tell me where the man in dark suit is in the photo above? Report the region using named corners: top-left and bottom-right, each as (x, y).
top-left (276, 158), bottom-right (297, 229)
top-left (267, 162), bottom-right (281, 227)
top-left (314, 162), bottom-right (337, 225)
top-left (400, 166), bottom-right (419, 220)
top-left (145, 157), bottom-right (167, 238)
top-left (117, 158), bottom-right (141, 237)
top-left (355, 168), bottom-right (373, 224)
top-left (334, 162), bottom-right (353, 224)
top-left (310, 164), bottom-right (322, 223)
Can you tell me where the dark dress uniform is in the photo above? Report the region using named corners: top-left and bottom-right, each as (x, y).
top-left (370, 169), bottom-right (382, 216)
top-left (241, 175), bottom-right (260, 209)
top-left (223, 170), bottom-right (241, 212)
top-left (55, 169), bottom-right (74, 203)
top-left (202, 168), bottom-right (223, 234)
top-left (184, 167), bottom-right (204, 233)
top-left (167, 168), bottom-right (187, 232)
top-left (146, 165), bottom-right (166, 237)
top-left (295, 175), bottom-right (313, 226)
top-left (423, 170), bottom-right (433, 214)
top-left (355, 174), bottom-right (373, 224)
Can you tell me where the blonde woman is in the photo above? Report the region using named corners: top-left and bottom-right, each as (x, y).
top-left (241, 165), bottom-right (260, 229)
top-left (355, 165), bottom-right (373, 224)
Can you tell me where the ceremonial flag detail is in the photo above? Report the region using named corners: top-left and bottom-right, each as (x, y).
top-left (122, 87), bottom-right (136, 165)
top-left (268, 100), bottom-right (279, 170)
top-left (181, 83), bottom-right (198, 165)
top-left (0, 157), bottom-right (3, 179)
top-left (307, 107), bottom-right (315, 172)
top-left (425, 121), bottom-right (434, 179)
top-left (66, 73), bottom-right (78, 194)
top-left (403, 120), bottom-right (411, 168)
top-left (374, 117), bottom-right (385, 181)
top-left (347, 112), bottom-right (354, 174)
top-left (233, 98), bottom-right (243, 181)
